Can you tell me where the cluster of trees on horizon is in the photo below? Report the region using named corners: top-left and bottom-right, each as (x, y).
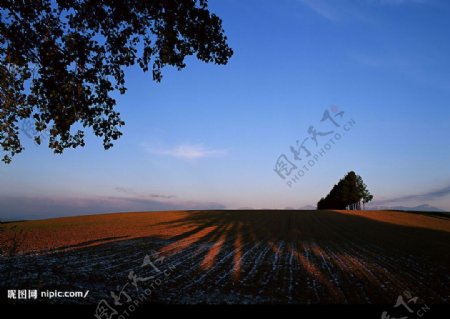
top-left (317, 171), bottom-right (373, 210)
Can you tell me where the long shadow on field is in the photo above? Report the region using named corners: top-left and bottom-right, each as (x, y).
top-left (147, 210), bottom-right (450, 302)
top-left (157, 209), bottom-right (450, 266)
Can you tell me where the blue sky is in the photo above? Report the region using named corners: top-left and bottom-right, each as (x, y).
top-left (2, 0), bottom-right (450, 219)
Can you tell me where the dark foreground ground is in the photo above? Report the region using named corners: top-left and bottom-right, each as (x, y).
top-left (0, 210), bottom-right (449, 305)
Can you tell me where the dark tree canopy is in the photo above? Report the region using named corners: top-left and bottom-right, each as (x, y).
top-left (0, 0), bottom-right (233, 163)
top-left (317, 171), bottom-right (373, 210)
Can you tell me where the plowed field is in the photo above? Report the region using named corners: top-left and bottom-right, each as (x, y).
top-left (1, 210), bottom-right (449, 304)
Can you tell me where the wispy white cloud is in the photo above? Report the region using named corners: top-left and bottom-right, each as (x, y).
top-left (299, 0), bottom-right (430, 22)
top-left (352, 50), bottom-right (450, 92)
top-left (372, 0), bottom-right (428, 5)
top-left (114, 187), bottom-right (175, 199)
top-left (374, 184), bottom-right (450, 205)
top-left (352, 54), bottom-right (385, 67)
top-left (300, 0), bottom-right (340, 21)
top-left (145, 144), bottom-right (227, 160)
top-left (352, 52), bottom-right (412, 68)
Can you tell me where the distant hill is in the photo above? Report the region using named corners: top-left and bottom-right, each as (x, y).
top-left (299, 205), bottom-right (316, 210)
top-left (367, 204), bottom-right (445, 212)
